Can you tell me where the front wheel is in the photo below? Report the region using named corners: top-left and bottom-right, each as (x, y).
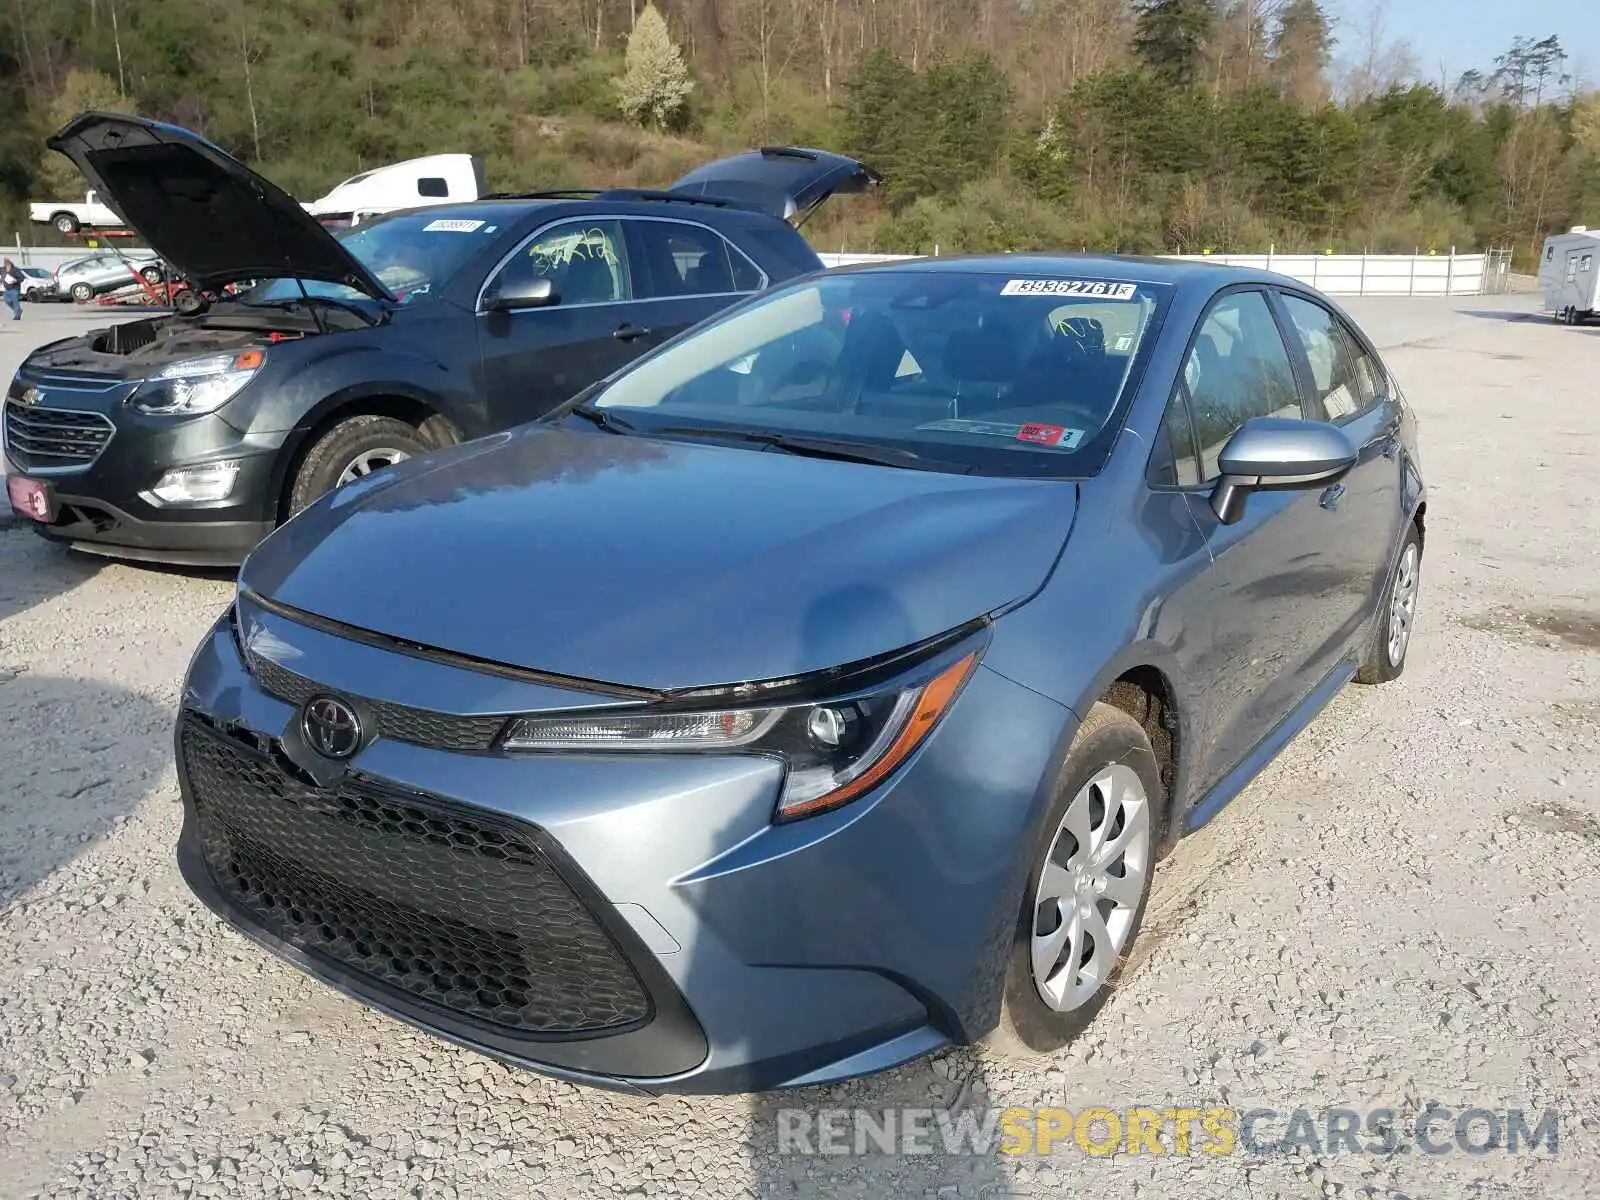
top-left (985, 703), bottom-right (1163, 1059)
top-left (52, 212), bottom-right (80, 235)
top-left (1356, 523), bottom-right (1422, 684)
top-left (286, 415), bottom-right (428, 517)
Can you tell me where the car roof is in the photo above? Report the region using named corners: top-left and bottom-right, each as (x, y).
top-left (360, 197), bottom-right (780, 230)
top-left (827, 252), bottom-right (1295, 293)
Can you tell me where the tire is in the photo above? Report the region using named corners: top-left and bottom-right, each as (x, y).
top-left (286, 415), bottom-right (429, 517)
top-left (52, 212), bottom-right (80, 235)
top-left (1356, 522), bottom-right (1422, 685)
top-left (140, 265), bottom-right (164, 284)
top-left (984, 703), bottom-right (1164, 1059)
top-left (69, 282), bottom-right (93, 303)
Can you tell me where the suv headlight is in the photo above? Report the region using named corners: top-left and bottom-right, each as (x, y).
top-left (502, 647), bottom-right (981, 821)
top-left (130, 349), bottom-right (265, 415)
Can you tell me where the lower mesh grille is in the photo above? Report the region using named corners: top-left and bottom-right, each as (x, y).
top-left (180, 713), bottom-right (651, 1035)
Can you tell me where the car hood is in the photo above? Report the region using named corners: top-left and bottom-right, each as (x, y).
top-left (239, 425), bottom-right (1076, 692)
top-left (46, 112), bottom-right (393, 299)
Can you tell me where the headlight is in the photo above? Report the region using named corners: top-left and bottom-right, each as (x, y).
top-left (502, 649), bottom-right (980, 821)
top-left (130, 349), bottom-right (265, 415)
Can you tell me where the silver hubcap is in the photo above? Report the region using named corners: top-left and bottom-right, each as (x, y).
top-left (337, 448), bottom-right (409, 486)
top-left (1031, 763), bottom-right (1151, 1013)
top-left (1386, 543), bottom-right (1420, 667)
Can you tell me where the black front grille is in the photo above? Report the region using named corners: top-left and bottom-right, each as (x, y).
top-left (4, 400), bottom-right (115, 471)
top-left (245, 649), bottom-right (508, 753)
top-left (180, 714), bottom-right (651, 1035)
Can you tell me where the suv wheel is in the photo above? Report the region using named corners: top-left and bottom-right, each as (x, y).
top-left (53, 212), bottom-right (80, 234)
top-left (1356, 523), bottom-right (1422, 684)
top-left (985, 702), bottom-right (1161, 1058)
top-left (69, 282), bottom-right (93, 303)
top-left (287, 415), bottom-right (428, 516)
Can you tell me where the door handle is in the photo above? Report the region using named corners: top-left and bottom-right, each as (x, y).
top-left (613, 324), bottom-right (651, 342)
top-left (1319, 482), bottom-right (1346, 511)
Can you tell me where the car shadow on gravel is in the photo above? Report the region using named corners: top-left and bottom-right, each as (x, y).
top-left (0, 672), bottom-right (173, 904)
top-left (0, 527), bottom-right (105, 627)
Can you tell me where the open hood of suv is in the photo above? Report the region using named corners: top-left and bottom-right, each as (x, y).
top-left (668, 147), bottom-right (882, 225)
top-left (46, 112), bottom-right (395, 300)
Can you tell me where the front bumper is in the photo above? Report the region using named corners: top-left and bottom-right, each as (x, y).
top-left (4, 380), bottom-right (284, 566)
top-left (174, 603), bottom-right (1073, 1094)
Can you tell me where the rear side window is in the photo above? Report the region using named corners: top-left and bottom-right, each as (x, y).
top-left (417, 177), bottom-right (449, 198)
top-left (1183, 290), bottom-right (1304, 482)
top-left (631, 222), bottom-right (764, 298)
top-left (1278, 293), bottom-right (1378, 421)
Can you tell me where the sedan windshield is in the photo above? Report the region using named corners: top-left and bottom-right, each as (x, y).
top-left (238, 211), bottom-right (498, 305)
top-left (589, 271), bottom-right (1168, 476)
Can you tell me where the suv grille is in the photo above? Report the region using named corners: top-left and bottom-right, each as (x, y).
top-left (244, 649), bottom-right (509, 753)
top-left (3, 400), bottom-right (115, 471)
top-left (180, 714), bottom-right (651, 1035)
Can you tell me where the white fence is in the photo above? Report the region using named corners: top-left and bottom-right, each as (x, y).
top-left (817, 249), bottom-right (1506, 297)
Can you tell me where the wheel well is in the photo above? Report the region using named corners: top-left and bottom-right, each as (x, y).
top-left (1413, 501), bottom-right (1426, 549)
top-left (1100, 667), bottom-right (1180, 852)
top-left (276, 395), bottom-right (460, 522)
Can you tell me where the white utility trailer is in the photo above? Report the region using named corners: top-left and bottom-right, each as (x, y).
top-left (1538, 226), bottom-right (1600, 324)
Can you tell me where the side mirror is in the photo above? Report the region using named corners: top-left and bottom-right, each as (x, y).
top-left (482, 276), bottom-right (557, 313)
top-left (1209, 416), bottom-right (1357, 525)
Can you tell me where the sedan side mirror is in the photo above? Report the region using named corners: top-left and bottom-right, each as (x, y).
top-left (482, 276), bottom-right (558, 313)
top-left (1209, 416), bottom-right (1357, 525)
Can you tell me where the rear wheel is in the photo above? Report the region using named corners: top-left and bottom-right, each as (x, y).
top-left (1356, 523), bottom-right (1422, 685)
top-left (286, 415), bottom-right (428, 517)
top-left (985, 703), bottom-right (1162, 1059)
top-left (140, 265), bottom-right (164, 284)
top-left (69, 282), bottom-right (93, 303)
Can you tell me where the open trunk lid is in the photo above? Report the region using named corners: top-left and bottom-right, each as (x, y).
top-left (668, 147), bottom-right (882, 226)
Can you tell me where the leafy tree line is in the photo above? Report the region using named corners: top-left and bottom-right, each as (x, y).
top-left (0, 0), bottom-right (1594, 263)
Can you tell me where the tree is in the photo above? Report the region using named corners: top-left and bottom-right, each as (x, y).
top-left (1270, 0), bottom-right (1333, 107)
top-left (1133, 0), bottom-right (1215, 88)
top-left (613, 3), bottom-right (693, 129)
top-left (1491, 36), bottom-right (1568, 109)
top-left (37, 70), bottom-right (135, 197)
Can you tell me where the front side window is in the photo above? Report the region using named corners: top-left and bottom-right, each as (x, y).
top-left (492, 220), bottom-right (632, 306)
top-left (1183, 290), bottom-right (1303, 482)
top-left (631, 221), bottom-right (763, 298)
top-left (588, 271), bottom-right (1169, 478)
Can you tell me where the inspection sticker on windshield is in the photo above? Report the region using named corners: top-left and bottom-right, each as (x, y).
top-left (423, 218), bottom-right (487, 233)
top-left (1000, 278), bottom-right (1137, 300)
top-left (918, 418), bottom-right (1085, 450)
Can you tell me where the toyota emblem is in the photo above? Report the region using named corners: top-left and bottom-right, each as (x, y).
top-left (301, 696), bottom-right (363, 760)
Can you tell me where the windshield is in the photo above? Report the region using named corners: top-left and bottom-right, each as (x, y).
top-left (588, 271), bottom-right (1167, 476)
top-left (238, 210), bottom-right (500, 304)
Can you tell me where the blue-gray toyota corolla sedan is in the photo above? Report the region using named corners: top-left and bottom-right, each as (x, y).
top-left (176, 254), bottom-right (1425, 1094)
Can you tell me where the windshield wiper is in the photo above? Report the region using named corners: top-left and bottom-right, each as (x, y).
top-left (567, 404), bottom-right (637, 434)
top-left (650, 426), bottom-right (965, 471)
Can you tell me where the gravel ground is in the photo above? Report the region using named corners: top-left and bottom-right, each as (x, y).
top-left (1, 292), bottom-right (1596, 1198)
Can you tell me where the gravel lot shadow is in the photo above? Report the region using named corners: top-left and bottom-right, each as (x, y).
top-left (0, 673), bottom-right (172, 904)
top-left (0, 528), bottom-right (105, 626)
top-left (1459, 309), bottom-right (1549, 323)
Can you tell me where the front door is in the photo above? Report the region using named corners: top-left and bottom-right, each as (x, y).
top-left (475, 217), bottom-right (658, 426)
top-left (1169, 288), bottom-right (1352, 793)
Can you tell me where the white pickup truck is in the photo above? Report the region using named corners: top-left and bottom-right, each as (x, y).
top-left (28, 190), bottom-right (124, 235)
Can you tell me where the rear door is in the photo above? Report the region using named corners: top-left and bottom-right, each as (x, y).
top-left (1169, 287), bottom-right (1352, 792)
top-left (474, 217), bottom-right (660, 426)
top-left (1274, 289), bottom-right (1406, 631)
top-left (620, 216), bottom-right (769, 352)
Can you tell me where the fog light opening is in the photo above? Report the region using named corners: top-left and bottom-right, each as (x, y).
top-left (145, 459), bottom-right (244, 505)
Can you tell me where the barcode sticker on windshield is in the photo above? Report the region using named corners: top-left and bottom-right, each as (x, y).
top-left (1000, 278), bottom-right (1137, 300)
top-left (423, 218), bottom-right (486, 233)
